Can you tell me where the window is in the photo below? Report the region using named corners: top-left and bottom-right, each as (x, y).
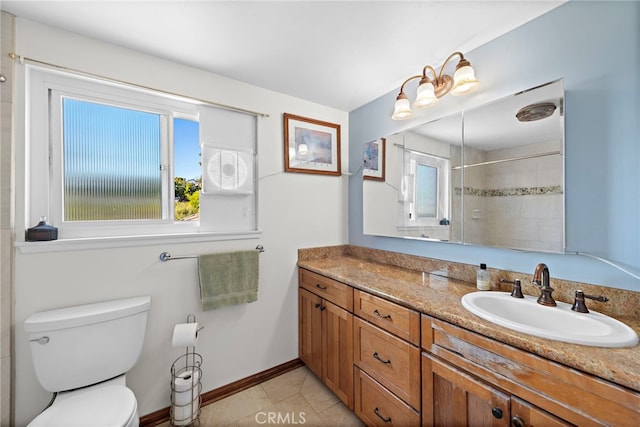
top-left (173, 117), bottom-right (201, 222)
top-left (402, 150), bottom-right (450, 227)
top-left (415, 163), bottom-right (438, 218)
top-left (61, 98), bottom-right (165, 222)
top-left (27, 65), bottom-right (256, 240)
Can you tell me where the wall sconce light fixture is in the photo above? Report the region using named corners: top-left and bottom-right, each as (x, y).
top-left (391, 51), bottom-right (479, 120)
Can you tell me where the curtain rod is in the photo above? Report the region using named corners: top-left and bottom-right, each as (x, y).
top-left (8, 52), bottom-right (270, 118)
top-left (451, 150), bottom-right (562, 170)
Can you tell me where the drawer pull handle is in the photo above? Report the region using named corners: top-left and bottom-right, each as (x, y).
top-left (314, 303), bottom-right (326, 311)
top-left (511, 416), bottom-right (525, 427)
top-left (374, 407), bottom-right (392, 423)
top-left (492, 407), bottom-right (503, 419)
top-left (316, 284), bottom-right (327, 290)
top-left (373, 352), bottom-right (391, 365)
top-left (373, 309), bottom-right (392, 320)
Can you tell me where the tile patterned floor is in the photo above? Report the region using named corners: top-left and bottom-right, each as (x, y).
top-left (159, 366), bottom-right (364, 427)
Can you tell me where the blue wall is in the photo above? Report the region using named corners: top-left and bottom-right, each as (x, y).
top-left (349, 1), bottom-right (640, 291)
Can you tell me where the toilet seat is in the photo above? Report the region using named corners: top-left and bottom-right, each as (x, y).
top-left (28, 385), bottom-right (138, 427)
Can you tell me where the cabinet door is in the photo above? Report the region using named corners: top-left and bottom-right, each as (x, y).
top-left (299, 287), bottom-right (323, 378)
top-left (511, 397), bottom-right (574, 427)
top-left (323, 300), bottom-right (354, 409)
top-left (422, 353), bottom-right (510, 427)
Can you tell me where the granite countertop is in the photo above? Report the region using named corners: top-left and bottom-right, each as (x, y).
top-left (297, 255), bottom-right (640, 393)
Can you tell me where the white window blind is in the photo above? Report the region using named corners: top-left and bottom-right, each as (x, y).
top-left (199, 105), bottom-right (257, 232)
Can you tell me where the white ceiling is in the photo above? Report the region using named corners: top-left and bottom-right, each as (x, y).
top-left (1, 1), bottom-right (564, 111)
top-left (412, 79), bottom-right (564, 151)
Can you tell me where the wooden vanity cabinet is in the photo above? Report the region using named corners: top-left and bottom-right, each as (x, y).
top-left (421, 314), bottom-right (640, 427)
top-left (299, 261), bottom-right (640, 427)
top-left (298, 269), bottom-right (354, 409)
top-left (353, 290), bottom-right (421, 426)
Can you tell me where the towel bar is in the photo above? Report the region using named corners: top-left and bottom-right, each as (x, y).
top-left (160, 245), bottom-right (264, 262)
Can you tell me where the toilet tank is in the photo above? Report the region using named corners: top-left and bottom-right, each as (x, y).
top-left (24, 296), bottom-right (151, 393)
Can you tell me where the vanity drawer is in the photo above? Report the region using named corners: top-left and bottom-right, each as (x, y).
top-left (354, 367), bottom-right (420, 427)
top-left (299, 268), bottom-right (353, 311)
top-left (354, 318), bottom-right (421, 410)
top-left (354, 289), bottom-right (420, 345)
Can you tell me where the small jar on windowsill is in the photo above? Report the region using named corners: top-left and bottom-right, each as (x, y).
top-left (26, 217), bottom-right (58, 241)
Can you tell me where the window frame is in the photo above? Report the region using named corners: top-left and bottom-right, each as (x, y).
top-left (26, 65), bottom-right (218, 240)
top-left (402, 149), bottom-right (450, 228)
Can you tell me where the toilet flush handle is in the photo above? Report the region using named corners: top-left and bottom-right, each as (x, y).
top-left (30, 336), bottom-right (50, 345)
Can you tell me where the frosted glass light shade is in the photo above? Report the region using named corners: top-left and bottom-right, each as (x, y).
top-left (413, 81), bottom-right (439, 108)
top-left (451, 65), bottom-right (479, 96)
top-left (391, 95), bottom-right (412, 120)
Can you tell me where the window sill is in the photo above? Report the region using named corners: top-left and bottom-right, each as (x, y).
top-left (15, 230), bottom-right (263, 254)
top-left (396, 225), bottom-right (450, 231)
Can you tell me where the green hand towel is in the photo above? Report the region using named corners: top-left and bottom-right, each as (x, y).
top-left (198, 251), bottom-right (259, 311)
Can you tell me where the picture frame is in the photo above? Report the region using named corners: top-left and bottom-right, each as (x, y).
top-left (283, 113), bottom-right (341, 176)
top-left (363, 137), bottom-right (386, 181)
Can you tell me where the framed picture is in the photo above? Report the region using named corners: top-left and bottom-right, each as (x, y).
top-left (363, 137), bottom-right (386, 181)
top-left (284, 113), bottom-right (341, 176)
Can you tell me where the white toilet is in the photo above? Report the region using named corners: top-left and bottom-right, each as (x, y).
top-left (24, 296), bottom-right (151, 427)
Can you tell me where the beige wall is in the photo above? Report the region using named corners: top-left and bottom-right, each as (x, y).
top-left (10, 17), bottom-right (349, 426)
top-left (0, 11), bottom-right (15, 427)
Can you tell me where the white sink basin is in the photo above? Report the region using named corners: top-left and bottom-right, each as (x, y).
top-left (461, 292), bottom-right (638, 348)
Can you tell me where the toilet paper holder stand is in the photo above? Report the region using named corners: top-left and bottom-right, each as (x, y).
top-left (170, 314), bottom-right (203, 426)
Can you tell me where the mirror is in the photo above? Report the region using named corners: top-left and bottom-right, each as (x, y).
top-left (363, 79), bottom-right (565, 252)
top-left (364, 113), bottom-right (462, 242)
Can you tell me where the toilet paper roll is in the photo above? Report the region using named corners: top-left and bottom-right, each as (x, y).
top-left (172, 369), bottom-right (201, 425)
top-left (173, 369), bottom-right (201, 397)
top-left (172, 323), bottom-right (199, 348)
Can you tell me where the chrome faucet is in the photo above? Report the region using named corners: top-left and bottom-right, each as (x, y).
top-left (532, 263), bottom-right (556, 306)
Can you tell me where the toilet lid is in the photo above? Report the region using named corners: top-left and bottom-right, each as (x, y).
top-left (29, 385), bottom-right (137, 427)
